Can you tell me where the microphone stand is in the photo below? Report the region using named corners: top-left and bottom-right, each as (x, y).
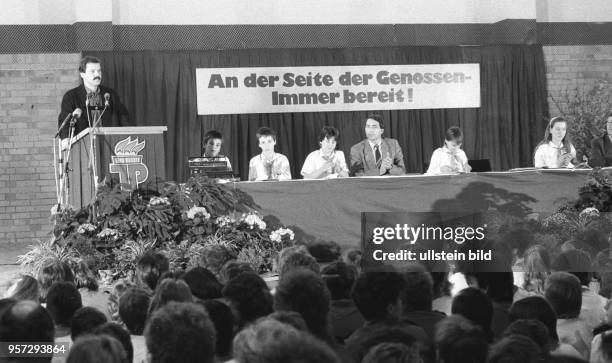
top-left (86, 100), bottom-right (108, 222)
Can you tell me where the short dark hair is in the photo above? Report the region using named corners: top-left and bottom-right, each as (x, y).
top-left (203, 130), bottom-right (223, 145)
top-left (182, 267), bottom-right (223, 300)
top-left (136, 252), bottom-right (169, 291)
top-left (6, 274), bottom-right (40, 301)
top-left (601, 330), bottom-right (612, 361)
top-left (67, 334), bottom-right (128, 363)
top-left (451, 287), bottom-right (493, 339)
top-left (256, 126), bottom-right (277, 141)
top-left (321, 261), bottom-right (357, 300)
top-left (435, 315), bottom-right (488, 363)
top-left (220, 260), bottom-right (255, 284)
top-left (400, 269), bottom-right (434, 312)
top-left (94, 323), bottom-right (134, 363)
top-left (279, 253), bottom-right (320, 277)
top-left (352, 270), bottom-right (406, 321)
top-left (274, 269), bottom-right (331, 340)
top-left (509, 296), bottom-right (559, 342)
top-left (307, 241), bottom-right (341, 263)
top-left (545, 272), bottom-right (582, 319)
top-left (46, 281), bottom-right (83, 326)
top-left (198, 244), bottom-right (236, 279)
top-left (222, 272), bottom-right (273, 328)
top-left (318, 126), bottom-right (340, 147)
top-left (366, 113), bottom-right (385, 129)
top-left (118, 287), bottom-right (150, 335)
top-left (361, 342), bottom-right (421, 363)
top-left (351, 325), bottom-right (421, 363)
top-left (147, 278), bottom-right (193, 316)
top-left (70, 260), bottom-right (99, 291)
top-left (71, 306), bottom-right (108, 341)
top-left (0, 300), bottom-right (55, 347)
top-left (487, 335), bottom-right (542, 363)
top-left (145, 302), bottom-right (216, 363)
top-left (199, 300), bottom-right (234, 359)
top-left (267, 311), bottom-right (308, 331)
top-left (79, 56), bottom-right (102, 73)
top-left (445, 126), bottom-right (463, 141)
top-left (38, 259), bottom-right (74, 301)
top-left (551, 249), bottom-right (592, 286)
top-left (502, 319), bottom-right (551, 355)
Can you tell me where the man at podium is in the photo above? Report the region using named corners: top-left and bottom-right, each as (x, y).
top-left (57, 56), bottom-right (129, 143)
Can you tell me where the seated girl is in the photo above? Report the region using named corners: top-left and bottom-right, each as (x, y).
top-left (533, 116), bottom-right (576, 168)
top-left (301, 126), bottom-right (349, 179)
top-left (248, 127), bottom-right (291, 181)
top-left (426, 126), bottom-right (471, 175)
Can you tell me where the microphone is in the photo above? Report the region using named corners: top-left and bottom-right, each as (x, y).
top-left (104, 93), bottom-right (110, 107)
top-left (55, 108), bottom-right (82, 137)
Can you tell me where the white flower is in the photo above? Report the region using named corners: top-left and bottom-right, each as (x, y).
top-left (148, 196), bottom-right (170, 207)
top-left (97, 228), bottom-right (119, 239)
top-left (187, 206), bottom-right (210, 220)
top-left (269, 228), bottom-right (295, 242)
top-left (50, 204), bottom-right (74, 215)
top-left (242, 213), bottom-right (266, 230)
top-left (77, 223), bottom-right (96, 234)
top-left (216, 215), bottom-right (236, 228)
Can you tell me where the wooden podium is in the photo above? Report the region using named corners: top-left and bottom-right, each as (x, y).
top-left (65, 126), bottom-right (167, 208)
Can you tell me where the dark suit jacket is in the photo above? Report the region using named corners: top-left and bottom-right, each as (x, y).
top-left (349, 138), bottom-right (406, 176)
top-left (590, 133), bottom-right (612, 167)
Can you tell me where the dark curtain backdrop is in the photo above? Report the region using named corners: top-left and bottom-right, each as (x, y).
top-left (88, 46), bottom-right (549, 182)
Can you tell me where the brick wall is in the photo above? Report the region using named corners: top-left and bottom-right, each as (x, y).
top-left (0, 53), bottom-right (80, 260)
top-left (543, 45), bottom-right (612, 115)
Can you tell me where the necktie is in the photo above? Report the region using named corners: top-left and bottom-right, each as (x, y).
top-left (374, 145), bottom-right (381, 165)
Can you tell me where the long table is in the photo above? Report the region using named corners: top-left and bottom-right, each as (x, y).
top-left (233, 169), bottom-right (599, 249)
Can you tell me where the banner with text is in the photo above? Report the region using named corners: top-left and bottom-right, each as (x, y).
top-left (196, 64), bottom-right (480, 115)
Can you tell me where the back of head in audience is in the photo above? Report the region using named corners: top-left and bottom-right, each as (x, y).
top-left (4, 274), bottom-right (40, 302)
top-left (451, 287), bottom-right (493, 339)
top-left (551, 249), bottom-right (592, 286)
top-left (182, 266), bottom-right (223, 300)
top-left (361, 342), bottom-right (421, 363)
top-left (306, 240), bottom-right (341, 263)
top-left (435, 315), bottom-right (488, 363)
top-left (198, 244), bottom-right (236, 279)
top-left (0, 300), bottom-right (54, 344)
top-left (267, 310), bottom-right (308, 331)
top-left (233, 318), bottom-right (340, 363)
top-left (544, 272), bottom-right (582, 319)
top-left (400, 267), bottom-right (434, 312)
top-left (471, 272), bottom-right (515, 303)
top-left (487, 334), bottom-right (542, 363)
top-left (147, 278), bottom-right (193, 316)
top-left (502, 319), bottom-right (551, 357)
top-left (94, 323), bottom-right (134, 363)
top-left (107, 279), bottom-right (135, 324)
top-left (200, 299), bottom-right (235, 360)
top-left (70, 260), bottom-right (99, 291)
top-left (277, 245), bottom-right (310, 270)
top-left (46, 281), bottom-right (82, 326)
top-left (67, 334), bottom-right (128, 363)
top-left (279, 252), bottom-right (320, 277)
top-left (509, 296), bottom-right (560, 344)
top-left (136, 251), bottom-right (169, 291)
top-left (350, 325), bottom-right (422, 363)
top-left (222, 272), bottom-right (273, 329)
top-left (71, 306), bottom-right (108, 341)
top-left (523, 245), bottom-right (551, 294)
top-left (342, 248), bottom-right (363, 273)
top-left (220, 260), bottom-right (255, 284)
top-left (274, 269), bottom-right (331, 340)
top-left (118, 287), bottom-right (150, 335)
top-left (145, 302), bottom-right (216, 363)
top-left (38, 259), bottom-right (74, 301)
top-left (321, 261), bottom-right (357, 300)
top-left (352, 269), bottom-right (406, 321)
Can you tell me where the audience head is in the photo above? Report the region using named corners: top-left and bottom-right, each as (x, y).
top-left (118, 287), bottom-right (150, 335)
top-left (200, 300), bottom-right (235, 360)
top-left (222, 272), bottom-right (273, 328)
top-left (551, 249), bottom-right (592, 286)
top-left (502, 319), bottom-right (551, 355)
top-left (487, 335), bottom-right (542, 363)
top-left (307, 241), bottom-right (341, 263)
top-left (203, 130), bottom-right (224, 157)
top-left (94, 323), bottom-right (134, 363)
top-left (182, 266), bottom-right (223, 300)
top-left (70, 260), bottom-right (99, 291)
top-left (147, 278), bottom-right (193, 316)
top-left (0, 300), bottom-right (54, 345)
top-left (522, 245), bottom-right (551, 294)
top-left (544, 272), bottom-right (582, 319)
top-left (509, 296), bottom-right (560, 344)
top-left (107, 279), bottom-right (136, 324)
top-left (274, 269), bottom-right (331, 340)
top-left (46, 281), bottom-right (82, 326)
top-left (279, 252), bottom-right (320, 277)
top-left (435, 315), bottom-right (488, 363)
top-left (4, 274), bottom-right (40, 301)
top-left (198, 244), bottom-right (236, 279)
top-left (71, 306), bottom-right (108, 341)
top-left (400, 266), bottom-right (434, 312)
top-left (145, 302), bottom-right (216, 363)
top-left (471, 271), bottom-right (515, 303)
top-left (267, 311), bottom-right (308, 331)
top-left (67, 334), bottom-right (128, 363)
top-left (361, 342), bottom-right (421, 363)
top-left (451, 287), bottom-right (493, 339)
top-left (277, 245), bottom-right (311, 271)
top-left (341, 248), bottom-right (363, 273)
top-left (38, 259), bottom-right (74, 301)
top-left (233, 318), bottom-right (340, 363)
top-left (321, 261), bottom-right (357, 300)
top-left (503, 227), bottom-right (535, 259)
top-left (136, 251), bottom-right (169, 291)
top-left (317, 126), bottom-right (341, 152)
top-left (352, 269), bottom-right (406, 321)
top-left (351, 324), bottom-right (422, 363)
top-left (220, 260), bottom-right (255, 285)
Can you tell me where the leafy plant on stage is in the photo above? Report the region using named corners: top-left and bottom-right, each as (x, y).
top-left (551, 78), bottom-right (612, 160)
top-left (17, 238), bottom-right (82, 277)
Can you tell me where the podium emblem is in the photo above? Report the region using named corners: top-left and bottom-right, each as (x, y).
top-left (109, 136), bottom-right (149, 189)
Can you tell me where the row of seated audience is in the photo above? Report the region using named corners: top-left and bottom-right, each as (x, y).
top-left (2, 239), bottom-right (612, 363)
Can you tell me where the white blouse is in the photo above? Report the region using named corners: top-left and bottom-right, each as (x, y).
top-left (533, 141), bottom-right (576, 168)
top-left (301, 150), bottom-right (348, 179)
top-left (426, 147), bottom-right (469, 175)
top-left (248, 153), bottom-right (291, 181)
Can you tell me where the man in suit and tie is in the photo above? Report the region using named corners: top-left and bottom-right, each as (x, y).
top-left (350, 113), bottom-right (406, 176)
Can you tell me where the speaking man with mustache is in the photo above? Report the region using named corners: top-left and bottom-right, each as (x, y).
top-left (57, 56), bottom-right (129, 141)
